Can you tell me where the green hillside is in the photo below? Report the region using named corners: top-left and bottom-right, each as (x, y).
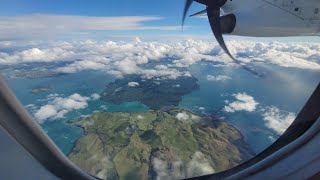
top-left (69, 107), bottom-right (254, 180)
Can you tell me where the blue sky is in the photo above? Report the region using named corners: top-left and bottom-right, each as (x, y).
top-left (0, 0), bottom-right (193, 17)
top-left (0, 0), bottom-right (318, 42)
top-left (0, 0), bottom-right (213, 41)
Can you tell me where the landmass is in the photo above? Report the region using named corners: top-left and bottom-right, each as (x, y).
top-left (69, 107), bottom-right (255, 180)
top-left (31, 87), bottom-right (51, 93)
top-left (14, 70), bottom-right (65, 79)
top-left (100, 75), bottom-right (200, 110)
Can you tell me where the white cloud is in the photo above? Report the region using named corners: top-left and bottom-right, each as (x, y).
top-left (128, 82), bottom-right (140, 87)
top-left (137, 115), bottom-right (144, 120)
top-left (176, 112), bottom-right (190, 121)
top-left (186, 151), bottom-right (215, 178)
top-left (154, 81), bottom-right (161, 85)
top-left (54, 93), bottom-right (90, 110)
top-left (56, 60), bottom-right (107, 73)
top-left (1, 40), bottom-right (319, 80)
top-left (152, 158), bottom-right (184, 180)
top-left (0, 47), bottom-right (75, 63)
top-left (176, 112), bottom-right (200, 124)
top-left (262, 106), bottom-right (296, 135)
top-left (34, 105), bottom-right (59, 124)
top-left (0, 14), bottom-right (182, 40)
top-left (100, 105), bottom-right (108, 111)
top-left (25, 104), bottom-right (37, 111)
top-left (224, 93), bottom-right (259, 113)
top-left (33, 93), bottom-right (93, 123)
top-left (199, 107), bottom-right (205, 111)
top-left (91, 93), bottom-right (101, 100)
top-left (152, 151), bottom-right (214, 179)
top-left (207, 75), bottom-right (231, 81)
top-left (230, 41), bottom-right (320, 70)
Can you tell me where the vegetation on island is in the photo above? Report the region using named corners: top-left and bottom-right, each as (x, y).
top-left (100, 75), bottom-right (200, 110)
top-left (69, 107), bottom-right (255, 180)
top-left (31, 87), bottom-right (51, 93)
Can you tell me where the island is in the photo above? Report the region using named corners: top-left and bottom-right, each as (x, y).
top-left (31, 87), bottom-right (51, 93)
top-left (69, 107), bottom-right (255, 180)
top-left (14, 70), bottom-right (64, 79)
top-left (100, 75), bottom-right (200, 110)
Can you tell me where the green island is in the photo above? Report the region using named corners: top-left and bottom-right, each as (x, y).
top-left (100, 75), bottom-right (200, 110)
top-left (69, 107), bottom-right (255, 180)
top-left (31, 87), bottom-right (51, 93)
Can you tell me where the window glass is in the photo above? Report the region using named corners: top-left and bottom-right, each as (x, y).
top-left (0, 0), bottom-right (319, 179)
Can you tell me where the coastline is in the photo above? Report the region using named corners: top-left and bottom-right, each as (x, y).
top-left (67, 106), bottom-right (256, 178)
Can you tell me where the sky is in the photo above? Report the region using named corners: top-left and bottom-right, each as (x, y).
top-left (0, 0), bottom-right (212, 41)
top-left (1, 0), bottom-right (319, 42)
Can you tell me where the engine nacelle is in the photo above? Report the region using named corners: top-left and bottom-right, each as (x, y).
top-left (220, 14), bottom-right (236, 34)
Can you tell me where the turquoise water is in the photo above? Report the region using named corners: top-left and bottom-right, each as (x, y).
top-left (3, 63), bottom-right (320, 154)
top-left (5, 71), bottom-right (149, 154)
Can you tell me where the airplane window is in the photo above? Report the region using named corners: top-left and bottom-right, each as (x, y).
top-left (0, 0), bottom-right (319, 179)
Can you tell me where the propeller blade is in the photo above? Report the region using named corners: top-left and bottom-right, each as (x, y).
top-left (183, 0), bottom-right (264, 77)
top-left (206, 5), bottom-right (234, 60)
top-left (182, 0), bottom-right (194, 28)
top-left (206, 5), bottom-right (264, 77)
top-left (190, 9), bottom-right (207, 17)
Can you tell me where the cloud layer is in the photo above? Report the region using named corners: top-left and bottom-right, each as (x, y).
top-left (1, 39), bottom-right (319, 80)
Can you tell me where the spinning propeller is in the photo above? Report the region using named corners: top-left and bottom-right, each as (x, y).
top-left (182, 0), bottom-right (264, 77)
top-left (183, 0), bottom-right (233, 59)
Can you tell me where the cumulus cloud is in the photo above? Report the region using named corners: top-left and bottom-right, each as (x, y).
top-left (262, 106), bottom-right (296, 135)
top-left (33, 93), bottom-right (96, 123)
top-left (207, 75), bottom-right (231, 81)
top-left (128, 82), bottom-right (140, 87)
top-left (152, 151), bottom-right (214, 179)
top-left (224, 93), bottom-right (259, 113)
top-left (186, 151), bottom-right (215, 178)
top-left (100, 105), bottom-right (108, 111)
top-left (91, 93), bottom-right (101, 100)
top-left (34, 105), bottom-right (59, 123)
top-left (176, 112), bottom-right (190, 121)
top-left (137, 115), bottom-right (144, 120)
top-left (152, 158), bottom-right (184, 180)
top-left (176, 112), bottom-right (200, 124)
top-left (56, 60), bottom-right (107, 73)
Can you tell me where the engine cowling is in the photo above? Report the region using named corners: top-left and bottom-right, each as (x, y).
top-left (220, 14), bottom-right (236, 34)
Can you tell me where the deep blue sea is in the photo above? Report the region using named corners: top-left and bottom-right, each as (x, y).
top-left (3, 62), bottom-right (320, 154)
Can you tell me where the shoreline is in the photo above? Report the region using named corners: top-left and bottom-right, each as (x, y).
top-left (67, 106), bottom-right (256, 158)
